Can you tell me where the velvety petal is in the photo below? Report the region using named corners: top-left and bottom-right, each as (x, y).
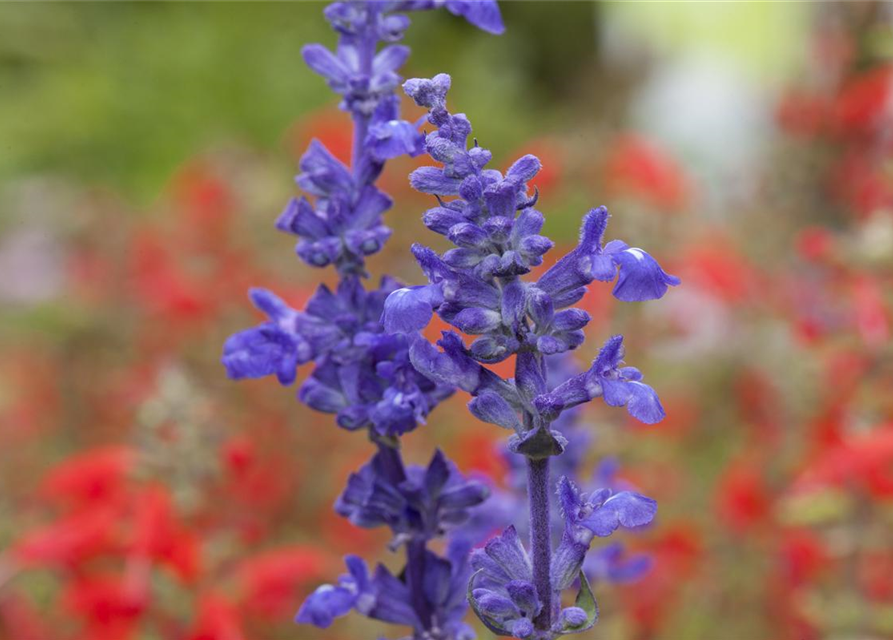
top-left (367, 119), bottom-right (425, 160)
top-left (442, 275), bottom-right (500, 309)
top-left (295, 584), bottom-right (356, 628)
top-left (221, 324), bottom-right (302, 385)
top-left (448, 222), bottom-right (489, 249)
top-left (551, 536), bottom-right (588, 592)
top-left (505, 580), bottom-right (540, 618)
top-left (444, 0), bottom-right (505, 34)
top-left (367, 564), bottom-right (420, 626)
top-left (515, 354), bottom-right (545, 409)
top-left (599, 377), bottom-right (631, 409)
top-left (580, 491), bottom-right (657, 537)
top-left (372, 45), bottom-right (409, 75)
top-left (344, 225), bottom-right (392, 257)
top-left (443, 247), bottom-right (487, 269)
top-left (505, 154), bottom-right (541, 183)
top-left (535, 249), bottom-right (592, 298)
top-left (468, 390), bottom-right (520, 430)
top-left (508, 617), bottom-right (534, 638)
top-left (301, 44), bottom-right (349, 85)
top-left (473, 590), bottom-right (518, 619)
top-left (590, 253), bottom-right (617, 282)
top-left (557, 476), bottom-right (583, 526)
top-left (610, 247), bottom-right (681, 302)
top-left (483, 180), bottom-right (517, 218)
top-left (511, 208), bottom-right (545, 242)
top-left (275, 197), bottom-right (328, 239)
top-left (532, 372), bottom-right (589, 419)
top-left (409, 333), bottom-right (480, 392)
top-left (469, 334), bottom-right (518, 364)
top-left (551, 309), bottom-right (591, 332)
top-left (423, 206), bottom-right (468, 235)
top-left (557, 606), bottom-right (588, 629)
top-left (526, 287), bottom-right (554, 327)
top-left (410, 166), bottom-right (462, 195)
top-left (451, 307), bottom-right (501, 334)
top-left (352, 185), bottom-right (393, 228)
top-left (424, 449), bottom-right (452, 497)
top-left (625, 381), bottom-right (666, 424)
top-left (248, 288), bottom-right (294, 323)
top-left (382, 285), bottom-right (443, 333)
top-left (483, 526), bottom-right (532, 582)
top-left (299, 376), bottom-right (348, 413)
top-left (519, 235), bottom-right (553, 259)
top-left (500, 279), bottom-right (527, 326)
top-left (591, 334), bottom-right (625, 373)
top-left (297, 140), bottom-right (354, 197)
top-left (439, 481), bottom-right (489, 509)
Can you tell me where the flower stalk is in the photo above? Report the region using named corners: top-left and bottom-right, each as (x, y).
top-left (527, 455), bottom-right (553, 631)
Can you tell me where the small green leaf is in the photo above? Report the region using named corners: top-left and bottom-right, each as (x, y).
top-left (575, 570), bottom-right (597, 618)
top-left (557, 571), bottom-right (599, 635)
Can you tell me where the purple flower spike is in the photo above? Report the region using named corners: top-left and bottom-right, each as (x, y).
top-left (229, 4), bottom-right (511, 639)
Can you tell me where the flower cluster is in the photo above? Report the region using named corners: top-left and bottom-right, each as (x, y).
top-left (468, 355), bottom-right (656, 589)
top-left (298, 539), bottom-right (478, 640)
top-left (335, 449), bottom-right (489, 543)
top-left (384, 74), bottom-right (678, 453)
top-left (382, 74), bottom-right (678, 636)
top-left (223, 279), bottom-right (453, 437)
top-left (222, 2), bottom-right (504, 639)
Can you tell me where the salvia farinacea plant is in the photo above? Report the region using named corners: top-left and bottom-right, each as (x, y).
top-left (222, 2), bottom-right (680, 639)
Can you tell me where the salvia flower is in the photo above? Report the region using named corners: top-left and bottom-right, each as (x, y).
top-left (551, 476), bottom-right (657, 593)
top-left (534, 334), bottom-right (666, 425)
top-left (298, 539), bottom-right (479, 640)
top-left (336, 449), bottom-right (489, 544)
top-left (468, 525), bottom-right (598, 639)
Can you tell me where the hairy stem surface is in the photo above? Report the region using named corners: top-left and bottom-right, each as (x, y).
top-left (527, 455), bottom-right (552, 630)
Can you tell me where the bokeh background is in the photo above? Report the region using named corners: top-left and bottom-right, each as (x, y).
top-left (1, 2), bottom-right (892, 639)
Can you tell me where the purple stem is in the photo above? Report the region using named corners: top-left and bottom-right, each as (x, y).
top-left (528, 454), bottom-right (553, 631)
top-left (375, 440), bottom-right (407, 484)
top-left (375, 441), bottom-right (433, 630)
top-left (351, 9), bottom-right (378, 174)
top-left (407, 537), bottom-right (434, 629)
top-left (352, 6), bottom-right (432, 631)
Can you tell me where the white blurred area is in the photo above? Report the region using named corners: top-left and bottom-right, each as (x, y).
top-left (600, 2), bottom-right (810, 212)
